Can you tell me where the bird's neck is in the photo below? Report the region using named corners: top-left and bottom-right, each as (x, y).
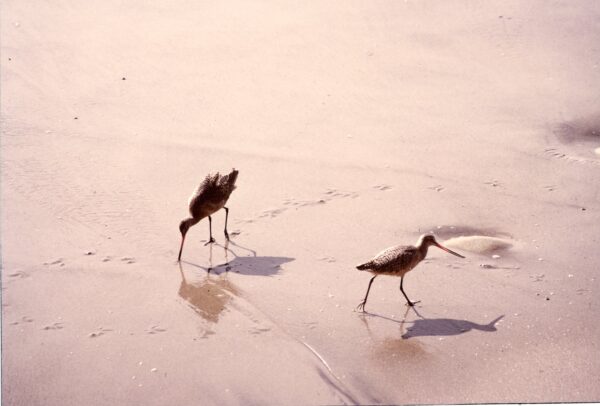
top-left (416, 241), bottom-right (431, 259)
top-left (185, 217), bottom-right (201, 227)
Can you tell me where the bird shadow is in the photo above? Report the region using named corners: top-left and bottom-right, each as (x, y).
top-left (181, 240), bottom-right (294, 277)
top-left (360, 307), bottom-right (504, 339)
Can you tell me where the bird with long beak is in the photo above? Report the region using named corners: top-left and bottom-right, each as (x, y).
top-left (178, 169), bottom-right (238, 261)
top-left (356, 234), bottom-right (465, 311)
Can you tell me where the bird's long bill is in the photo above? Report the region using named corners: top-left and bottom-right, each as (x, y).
top-left (177, 235), bottom-right (186, 261)
top-left (435, 242), bottom-right (465, 258)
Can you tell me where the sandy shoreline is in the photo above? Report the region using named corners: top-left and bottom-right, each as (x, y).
top-left (3, 1), bottom-right (600, 404)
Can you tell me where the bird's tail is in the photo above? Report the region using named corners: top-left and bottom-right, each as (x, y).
top-left (227, 168), bottom-right (239, 188)
top-left (219, 168), bottom-right (239, 192)
top-left (356, 261), bottom-right (373, 270)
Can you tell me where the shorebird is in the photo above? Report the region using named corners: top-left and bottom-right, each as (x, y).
top-left (356, 234), bottom-right (465, 311)
top-left (178, 169), bottom-right (239, 261)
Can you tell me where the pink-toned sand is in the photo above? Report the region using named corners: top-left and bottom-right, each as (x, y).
top-left (2, 1), bottom-right (600, 404)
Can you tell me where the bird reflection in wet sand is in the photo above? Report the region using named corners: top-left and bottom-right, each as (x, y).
top-left (359, 307), bottom-right (428, 362)
top-left (359, 305), bottom-right (415, 338)
top-left (177, 244), bottom-right (240, 324)
top-left (177, 241), bottom-right (294, 325)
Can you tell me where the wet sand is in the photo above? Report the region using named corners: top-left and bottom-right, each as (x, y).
top-left (2, 1), bottom-right (600, 404)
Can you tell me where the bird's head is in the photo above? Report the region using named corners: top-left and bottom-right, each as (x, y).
top-left (178, 218), bottom-right (195, 262)
top-left (418, 233), bottom-right (465, 258)
top-left (179, 219), bottom-right (191, 237)
top-left (419, 233), bottom-right (437, 246)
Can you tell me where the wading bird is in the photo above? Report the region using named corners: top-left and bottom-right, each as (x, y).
top-left (356, 234), bottom-right (464, 311)
top-left (178, 169), bottom-right (238, 261)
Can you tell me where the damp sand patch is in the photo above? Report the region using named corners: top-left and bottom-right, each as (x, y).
top-left (443, 235), bottom-right (513, 254)
top-left (553, 114), bottom-right (600, 145)
top-left (549, 114), bottom-right (600, 164)
top-left (421, 225), bottom-right (516, 255)
top-left (426, 225), bottom-right (512, 240)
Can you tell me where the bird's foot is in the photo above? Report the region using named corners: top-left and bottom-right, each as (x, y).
top-left (405, 300), bottom-right (420, 307)
top-left (204, 238), bottom-right (216, 246)
top-left (224, 231), bottom-right (230, 240)
top-left (355, 301), bottom-right (367, 312)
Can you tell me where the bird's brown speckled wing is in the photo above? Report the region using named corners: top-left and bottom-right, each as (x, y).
top-left (368, 245), bottom-right (419, 272)
top-left (188, 172), bottom-right (222, 217)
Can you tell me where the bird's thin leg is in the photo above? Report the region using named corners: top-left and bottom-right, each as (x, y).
top-left (356, 275), bottom-right (377, 312)
top-left (204, 216), bottom-right (216, 245)
top-left (223, 207), bottom-right (230, 240)
top-left (399, 276), bottom-right (419, 307)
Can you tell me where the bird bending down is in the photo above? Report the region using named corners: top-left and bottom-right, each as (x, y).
top-left (178, 169), bottom-right (239, 261)
top-left (356, 234), bottom-right (464, 311)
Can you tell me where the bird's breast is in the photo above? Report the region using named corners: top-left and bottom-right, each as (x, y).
top-left (201, 200), bottom-right (226, 217)
top-left (372, 265), bottom-right (413, 277)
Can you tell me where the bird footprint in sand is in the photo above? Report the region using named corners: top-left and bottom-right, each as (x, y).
top-left (428, 185), bottom-right (444, 192)
top-left (544, 148), bottom-right (600, 167)
top-left (89, 327), bottom-right (113, 338)
top-left (318, 256), bottom-right (337, 263)
top-left (44, 258), bottom-right (65, 267)
top-left (11, 316), bottom-right (34, 325)
top-left (43, 322), bottom-right (64, 330)
top-left (121, 257), bottom-right (135, 264)
top-left (146, 325), bottom-right (167, 335)
top-left (260, 208), bottom-right (286, 218)
top-left (484, 180), bottom-right (502, 187)
top-left (9, 270), bottom-right (29, 279)
top-left (323, 188), bottom-right (359, 199)
top-left (249, 327), bottom-right (271, 335)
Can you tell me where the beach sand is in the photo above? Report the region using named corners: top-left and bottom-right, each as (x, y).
top-left (2, 1), bottom-right (600, 404)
